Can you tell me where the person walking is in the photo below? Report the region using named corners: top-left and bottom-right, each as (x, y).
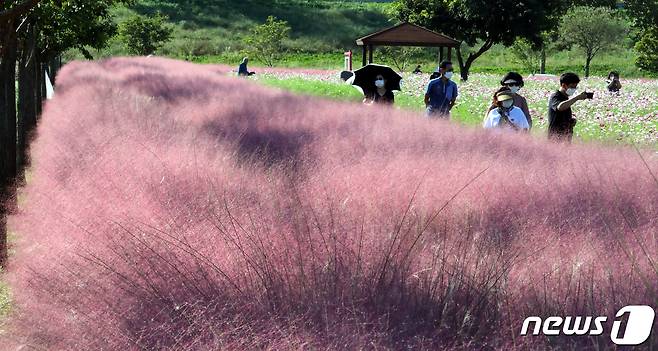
top-left (485, 72), bottom-right (532, 129)
top-left (363, 74), bottom-right (395, 105)
top-left (483, 88), bottom-right (530, 131)
top-left (238, 57), bottom-right (255, 76)
top-left (425, 61), bottom-right (458, 119)
top-left (548, 72), bottom-right (590, 142)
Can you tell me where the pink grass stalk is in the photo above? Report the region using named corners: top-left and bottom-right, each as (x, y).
top-left (1, 57), bottom-right (657, 350)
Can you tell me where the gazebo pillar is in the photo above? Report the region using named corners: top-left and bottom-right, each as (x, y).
top-left (447, 47), bottom-right (453, 61)
top-left (368, 45), bottom-right (373, 64)
top-left (439, 47), bottom-right (444, 63)
top-left (362, 46), bottom-right (367, 67)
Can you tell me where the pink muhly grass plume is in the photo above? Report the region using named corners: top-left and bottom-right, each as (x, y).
top-left (2, 57), bottom-right (657, 350)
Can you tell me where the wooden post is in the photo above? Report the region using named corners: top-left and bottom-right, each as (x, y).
top-left (447, 47), bottom-right (453, 61)
top-left (362, 45), bottom-right (367, 67)
top-left (368, 45), bottom-right (373, 64)
top-left (439, 47), bottom-right (444, 63)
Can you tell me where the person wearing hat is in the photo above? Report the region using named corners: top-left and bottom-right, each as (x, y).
top-left (486, 72), bottom-right (532, 129)
top-left (483, 87), bottom-right (530, 131)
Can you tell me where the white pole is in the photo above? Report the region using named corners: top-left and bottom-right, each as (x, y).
top-left (45, 71), bottom-right (54, 100)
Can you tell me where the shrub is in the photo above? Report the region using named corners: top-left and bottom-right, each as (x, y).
top-left (119, 14), bottom-right (174, 56)
top-left (3, 57), bottom-right (658, 350)
top-left (635, 27), bottom-right (658, 73)
top-left (245, 16), bottom-right (291, 67)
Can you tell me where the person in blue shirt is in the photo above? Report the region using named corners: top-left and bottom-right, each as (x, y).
top-left (238, 57), bottom-right (255, 76)
top-left (425, 61), bottom-right (458, 119)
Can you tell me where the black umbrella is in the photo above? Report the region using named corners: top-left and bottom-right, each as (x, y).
top-left (351, 64), bottom-right (402, 92)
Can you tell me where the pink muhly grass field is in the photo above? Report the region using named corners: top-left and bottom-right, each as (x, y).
top-left (2, 57), bottom-right (658, 350)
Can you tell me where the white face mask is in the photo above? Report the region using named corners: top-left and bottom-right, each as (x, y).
top-left (502, 100), bottom-right (514, 109)
top-left (444, 72), bottom-right (454, 80)
top-left (375, 79), bottom-right (385, 88)
top-left (509, 86), bottom-right (521, 94)
top-left (566, 88), bottom-right (577, 96)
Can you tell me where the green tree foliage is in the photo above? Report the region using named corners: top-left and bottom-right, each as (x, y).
top-left (559, 6), bottom-right (627, 77)
top-left (244, 16), bottom-right (291, 67)
top-left (625, 0), bottom-right (658, 30)
top-left (36, 0), bottom-right (133, 60)
top-left (510, 38), bottom-right (542, 74)
top-left (119, 14), bottom-right (173, 56)
top-left (392, 0), bottom-right (564, 80)
top-left (635, 27), bottom-right (658, 72)
top-left (626, 0), bottom-right (658, 72)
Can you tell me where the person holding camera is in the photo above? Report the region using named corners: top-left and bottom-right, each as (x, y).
top-left (548, 72), bottom-right (592, 142)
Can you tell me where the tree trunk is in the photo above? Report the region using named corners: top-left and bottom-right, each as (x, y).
top-left (585, 54), bottom-right (592, 78)
top-left (0, 21), bottom-right (19, 266)
top-left (540, 48), bottom-right (546, 74)
top-left (455, 46), bottom-right (465, 80)
top-left (455, 40), bottom-right (494, 81)
top-left (18, 22), bottom-right (38, 175)
top-left (37, 59), bottom-right (45, 116)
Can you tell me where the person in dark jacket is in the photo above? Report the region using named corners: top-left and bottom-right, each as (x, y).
top-left (606, 71), bottom-right (622, 93)
top-left (547, 72), bottom-right (590, 142)
top-left (238, 57), bottom-right (255, 76)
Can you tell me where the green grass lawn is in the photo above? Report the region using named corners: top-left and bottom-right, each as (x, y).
top-left (257, 76), bottom-right (511, 127)
top-left (255, 74), bottom-right (658, 148)
top-left (198, 45), bottom-right (652, 79)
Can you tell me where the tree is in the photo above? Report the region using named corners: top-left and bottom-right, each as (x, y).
top-left (559, 6), bottom-right (627, 78)
top-left (0, 0), bottom-right (41, 266)
top-left (119, 14), bottom-right (173, 56)
top-left (393, 0), bottom-right (565, 81)
top-left (626, 0), bottom-right (658, 73)
top-left (0, 0), bottom-right (130, 266)
top-left (510, 39), bottom-right (542, 75)
top-left (625, 0), bottom-right (658, 30)
top-left (635, 27), bottom-right (658, 72)
top-left (245, 16), bottom-right (291, 67)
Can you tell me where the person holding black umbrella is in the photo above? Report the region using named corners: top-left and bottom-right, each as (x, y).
top-left (351, 64), bottom-right (402, 106)
top-left (364, 74), bottom-right (395, 105)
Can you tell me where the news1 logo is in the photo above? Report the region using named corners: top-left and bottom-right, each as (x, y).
top-left (521, 305), bottom-right (655, 345)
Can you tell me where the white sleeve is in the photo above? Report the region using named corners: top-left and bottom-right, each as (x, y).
top-left (511, 108), bottom-right (529, 130)
top-left (483, 110), bottom-right (496, 129)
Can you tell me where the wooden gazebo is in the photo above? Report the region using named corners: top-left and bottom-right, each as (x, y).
top-left (356, 22), bottom-right (461, 67)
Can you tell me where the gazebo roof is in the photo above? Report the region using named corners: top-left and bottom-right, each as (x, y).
top-left (356, 22), bottom-right (460, 48)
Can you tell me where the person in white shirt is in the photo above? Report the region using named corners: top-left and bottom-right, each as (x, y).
top-left (483, 88), bottom-right (529, 131)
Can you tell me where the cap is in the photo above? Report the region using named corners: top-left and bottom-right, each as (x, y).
top-left (503, 79), bottom-right (519, 85)
top-left (496, 93), bottom-right (514, 102)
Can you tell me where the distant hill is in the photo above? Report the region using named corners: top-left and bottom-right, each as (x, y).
top-left (71, 0), bottom-right (646, 77)
top-left (106, 0), bottom-right (394, 58)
